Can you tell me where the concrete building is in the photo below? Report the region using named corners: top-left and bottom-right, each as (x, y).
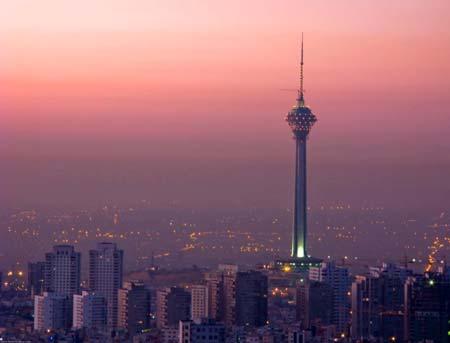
top-left (28, 261), bottom-right (46, 297)
top-left (205, 272), bottom-right (224, 321)
top-left (89, 242), bottom-right (123, 329)
top-left (179, 318), bottom-right (225, 343)
top-left (309, 262), bottom-right (351, 334)
top-left (222, 271), bottom-right (236, 327)
top-left (118, 280), bottom-right (151, 336)
top-left (44, 245), bottom-right (81, 297)
top-left (190, 285), bottom-right (209, 321)
top-left (296, 279), bottom-right (333, 328)
top-left (351, 275), bottom-right (381, 339)
top-left (156, 287), bottom-right (191, 328)
top-left (235, 271), bottom-right (268, 327)
top-left (351, 264), bottom-right (412, 340)
top-left (73, 291), bottom-right (107, 330)
top-left (34, 292), bottom-right (71, 331)
top-left (206, 268), bottom-right (267, 328)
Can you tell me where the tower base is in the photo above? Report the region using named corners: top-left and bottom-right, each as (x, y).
top-left (275, 256), bottom-right (323, 274)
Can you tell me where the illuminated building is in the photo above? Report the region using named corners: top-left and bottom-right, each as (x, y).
top-left (276, 35), bottom-right (322, 273)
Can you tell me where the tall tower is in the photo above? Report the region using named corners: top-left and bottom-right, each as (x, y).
top-left (276, 35), bottom-right (322, 273)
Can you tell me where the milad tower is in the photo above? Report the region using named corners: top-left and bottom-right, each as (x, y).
top-left (276, 35), bottom-right (322, 273)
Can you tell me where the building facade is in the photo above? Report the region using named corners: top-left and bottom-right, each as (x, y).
top-left (179, 318), bottom-right (225, 343)
top-left (235, 271), bottom-right (268, 327)
top-left (88, 242), bottom-right (124, 329)
top-left (73, 291), bottom-right (107, 330)
top-left (296, 279), bottom-right (333, 328)
top-left (28, 261), bottom-right (46, 297)
top-left (34, 292), bottom-right (71, 331)
top-left (156, 287), bottom-right (191, 328)
top-left (309, 262), bottom-right (351, 334)
top-left (190, 285), bottom-right (209, 321)
top-left (404, 274), bottom-right (450, 342)
top-left (44, 245), bottom-right (81, 297)
top-left (118, 280), bottom-right (151, 336)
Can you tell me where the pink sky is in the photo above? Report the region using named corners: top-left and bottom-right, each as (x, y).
top-left (2, 0), bottom-right (450, 157)
top-left (1, 1), bottom-right (450, 209)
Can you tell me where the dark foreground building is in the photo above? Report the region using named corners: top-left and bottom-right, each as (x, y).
top-left (404, 274), bottom-right (450, 342)
top-left (296, 280), bottom-right (333, 328)
top-left (235, 271), bottom-right (268, 327)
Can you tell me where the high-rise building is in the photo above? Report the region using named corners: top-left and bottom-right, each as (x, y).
top-left (204, 265), bottom-right (238, 326)
top-left (179, 318), bottom-right (226, 343)
top-left (404, 274), bottom-right (450, 343)
top-left (44, 245), bottom-right (81, 297)
top-left (156, 287), bottom-right (191, 328)
top-left (351, 275), bottom-right (381, 339)
top-left (309, 262), bottom-right (351, 334)
top-left (205, 272), bottom-right (224, 321)
top-left (34, 292), bottom-right (71, 331)
top-left (296, 280), bottom-right (333, 328)
top-left (235, 271), bottom-right (268, 327)
top-left (222, 270), bottom-right (237, 327)
top-left (190, 285), bottom-right (209, 321)
top-left (89, 242), bottom-right (124, 329)
top-left (207, 268), bottom-right (267, 328)
top-left (351, 263), bottom-right (412, 340)
top-left (28, 261), bottom-right (46, 297)
top-left (73, 291), bottom-right (107, 330)
top-left (275, 35), bottom-right (322, 273)
top-left (370, 263), bottom-right (412, 312)
top-left (118, 280), bottom-right (151, 336)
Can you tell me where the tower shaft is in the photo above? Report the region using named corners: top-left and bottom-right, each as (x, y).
top-left (292, 135), bottom-right (308, 258)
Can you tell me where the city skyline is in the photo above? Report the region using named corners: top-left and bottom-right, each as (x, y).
top-left (1, 2), bottom-right (450, 342)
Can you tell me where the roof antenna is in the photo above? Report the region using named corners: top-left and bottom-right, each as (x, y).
top-left (299, 32), bottom-right (305, 105)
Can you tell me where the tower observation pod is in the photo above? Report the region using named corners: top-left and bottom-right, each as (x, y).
top-left (275, 34), bottom-right (322, 273)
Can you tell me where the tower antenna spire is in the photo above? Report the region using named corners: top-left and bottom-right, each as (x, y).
top-left (299, 32), bottom-right (305, 104)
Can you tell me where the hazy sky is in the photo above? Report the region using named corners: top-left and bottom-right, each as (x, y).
top-left (2, 1), bottom-right (450, 209)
